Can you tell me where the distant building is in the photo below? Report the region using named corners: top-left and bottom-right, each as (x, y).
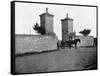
top-left (40, 8), bottom-right (54, 34)
top-left (61, 13), bottom-right (75, 41)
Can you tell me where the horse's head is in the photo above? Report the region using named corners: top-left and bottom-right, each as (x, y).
top-left (75, 39), bottom-right (81, 43)
top-left (77, 39), bottom-right (81, 43)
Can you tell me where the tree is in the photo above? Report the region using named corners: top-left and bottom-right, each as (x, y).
top-left (79, 29), bottom-right (91, 36)
top-left (33, 23), bottom-right (46, 35)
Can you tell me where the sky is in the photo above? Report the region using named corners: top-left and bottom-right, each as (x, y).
top-left (15, 2), bottom-right (97, 40)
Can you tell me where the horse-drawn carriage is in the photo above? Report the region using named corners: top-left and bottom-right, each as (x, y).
top-left (57, 39), bottom-right (81, 49)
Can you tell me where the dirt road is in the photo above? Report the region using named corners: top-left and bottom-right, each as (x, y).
top-left (15, 47), bottom-right (97, 74)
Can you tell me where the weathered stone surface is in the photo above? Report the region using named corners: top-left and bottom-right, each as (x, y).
top-left (61, 14), bottom-right (74, 41)
top-left (75, 36), bottom-right (94, 47)
top-left (15, 34), bottom-right (58, 54)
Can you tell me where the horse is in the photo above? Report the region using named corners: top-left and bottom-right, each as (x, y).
top-left (65, 39), bottom-right (81, 48)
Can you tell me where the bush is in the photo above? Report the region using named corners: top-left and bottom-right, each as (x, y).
top-left (79, 29), bottom-right (91, 36)
top-left (33, 23), bottom-right (46, 35)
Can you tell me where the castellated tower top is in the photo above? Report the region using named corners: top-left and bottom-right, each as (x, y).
top-left (66, 13), bottom-right (68, 18)
top-left (61, 13), bottom-right (73, 21)
top-left (46, 8), bottom-right (48, 13)
top-left (40, 8), bottom-right (54, 16)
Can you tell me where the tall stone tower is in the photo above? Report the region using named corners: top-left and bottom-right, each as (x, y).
top-left (61, 13), bottom-right (74, 41)
top-left (40, 8), bottom-right (54, 34)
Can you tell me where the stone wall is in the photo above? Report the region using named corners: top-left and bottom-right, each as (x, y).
top-left (75, 36), bottom-right (94, 47)
top-left (15, 34), bottom-right (58, 54)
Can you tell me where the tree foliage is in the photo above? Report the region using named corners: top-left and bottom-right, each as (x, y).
top-left (79, 29), bottom-right (91, 36)
top-left (33, 23), bottom-right (46, 35)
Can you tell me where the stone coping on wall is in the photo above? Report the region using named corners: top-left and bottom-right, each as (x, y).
top-left (15, 33), bottom-right (58, 39)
